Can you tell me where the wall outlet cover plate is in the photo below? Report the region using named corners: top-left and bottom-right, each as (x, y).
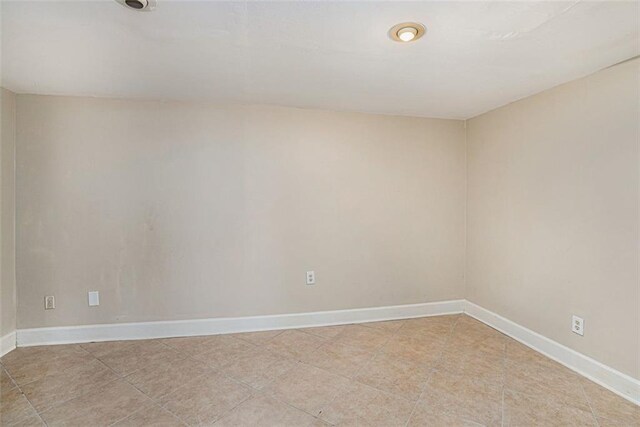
top-left (306, 271), bottom-right (316, 285)
top-left (88, 291), bottom-right (100, 307)
top-left (572, 315), bottom-right (584, 336)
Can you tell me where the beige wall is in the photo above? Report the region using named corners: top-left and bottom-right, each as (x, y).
top-left (1, 88), bottom-right (16, 338)
top-left (466, 58), bottom-right (640, 379)
top-left (16, 95), bottom-right (467, 329)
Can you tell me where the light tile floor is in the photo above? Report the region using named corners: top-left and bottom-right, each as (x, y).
top-left (1, 314), bottom-right (638, 426)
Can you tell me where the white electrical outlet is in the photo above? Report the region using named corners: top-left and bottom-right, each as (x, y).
top-left (88, 291), bottom-right (100, 307)
top-left (572, 315), bottom-right (584, 336)
top-left (306, 271), bottom-right (316, 285)
top-left (44, 296), bottom-right (55, 310)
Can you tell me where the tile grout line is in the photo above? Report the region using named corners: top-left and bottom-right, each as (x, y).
top-left (2, 365), bottom-right (49, 427)
top-left (578, 380), bottom-right (601, 427)
top-left (29, 342), bottom-right (182, 426)
top-left (336, 322), bottom-right (413, 422)
top-left (233, 329), bottom-right (285, 345)
top-left (250, 324), bottom-right (368, 422)
top-left (106, 362), bottom-right (196, 427)
top-left (37, 375), bottom-right (123, 421)
top-left (501, 338), bottom-right (609, 421)
top-left (233, 330), bottom-right (343, 423)
top-left (3, 348), bottom-right (106, 427)
top-left (1, 364), bottom-right (20, 392)
top-left (501, 337), bottom-right (506, 427)
top-left (3, 344), bottom-right (93, 390)
top-left (34, 351), bottom-right (130, 424)
top-left (139, 370), bottom-right (212, 425)
top-left (128, 341), bottom-right (268, 426)
top-left (257, 322), bottom-right (398, 388)
top-left (346, 323), bottom-right (399, 381)
top-left (132, 352), bottom-right (226, 425)
top-left (105, 398), bottom-right (188, 427)
top-left (203, 372), bottom-right (257, 426)
top-left (242, 320), bottom-right (410, 424)
top-left (240, 380), bottom-right (330, 425)
top-left (310, 321), bottom-right (405, 422)
top-left (403, 315), bottom-right (462, 427)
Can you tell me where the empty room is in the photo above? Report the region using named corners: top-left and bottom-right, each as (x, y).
top-left (0, 0), bottom-right (638, 426)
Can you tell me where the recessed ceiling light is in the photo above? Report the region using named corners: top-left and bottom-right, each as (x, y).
top-left (389, 22), bottom-right (426, 43)
top-left (115, 0), bottom-right (156, 12)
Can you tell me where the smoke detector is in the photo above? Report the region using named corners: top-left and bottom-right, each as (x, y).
top-left (115, 0), bottom-right (156, 11)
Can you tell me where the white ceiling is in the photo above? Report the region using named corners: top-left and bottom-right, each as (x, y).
top-left (2, 1), bottom-right (638, 119)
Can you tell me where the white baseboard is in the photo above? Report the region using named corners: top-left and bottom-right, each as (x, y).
top-left (1, 330), bottom-right (16, 357)
top-left (464, 301), bottom-right (640, 406)
top-left (17, 299), bottom-right (465, 347)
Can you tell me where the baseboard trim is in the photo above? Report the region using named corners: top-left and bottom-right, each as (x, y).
top-left (464, 300), bottom-right (640, 406)
top-left (1, 330), bottom-right (16, 357)
top-left (17, 299), bottom-right (465, 347)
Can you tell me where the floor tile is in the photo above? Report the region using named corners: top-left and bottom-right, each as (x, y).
top-left (21, 358), bottom-right (119, 412)
top-left (263, 330), bottom-right (326, 360)
top-left (263, 363), bottom-right (350, 416)
top-left (406, 403), bottom-right (480, 427)
top-left (503, 388), bottom-right (597, 426)
top-left (1, 344), bottom-right (87, 366)
top-left (380, 334), bottom-right (445, 365)
top-left (454, 315), bottom-right (499, 335)
top-left (112, 403), bottom-right (185, 426)
top-left (301, 341), bottom-right (373, 378)
top-left (1, 345), bottom-right (94, 385)
top-left (504, 358), bottom-right (588, 407)
top-left (1, 367), bottom-right (17, 392)
top-left (2, 413), bottom-right (47, 426)
top-left (230, 330), bottom-right (284, 346)
top-left (191, 337), bottom-right (256, 369)
top-left (318, 381), bottom-right (414, 427)
top-left (125, 357), bottom-right (211, 400)
top-left (98, 340), bottom-right (187, 376)
top-left (326, 418), bottom-right (374, 426)
top-left (359, 320), bottom-right (406, 333)
top-left (419, 371), bottom-right (502, 426)
top-left (222, 346), bottom-right (296, 390)
top-left (159, 371), bottom-right (252, 426)
top-left (447, 325), bottom-right (507, 358)
top-left (505, 340), bottom-right (555, 368)
top-left (81, 340), bottom-right (147, 359)
top-left (331, 325), bottom-right (391, 352)
top-left (300, 325), bottom-right (348, 339)
top-left (39, 379), bottom-right (151, 426)
top-left (213, 393), bottom-right (317, 426)
top-left (436, 348), bottom-right (504, 387)
top-left (580, 378), bottom-right (640, 426)
top-left (398, 315), bottom-right (457, 337)
top-left (354, 352), bottom-right (432, 401)
top-left (7, 413), bottom-right (46, 426)
top-left (597, 416), bottom-right (640, 427)
top-left (160, 335), bottom-right (231, 357)
top-left (0, 388), bottom-right (40, 426)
